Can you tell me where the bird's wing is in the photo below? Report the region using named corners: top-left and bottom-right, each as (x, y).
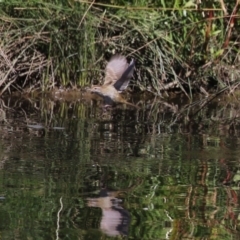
top-left (103, 95), bottom-right (115, 106)
top-left (113, 59), bottom-right (135, 91)
top-left (103, 55), bottom-right (129, 86)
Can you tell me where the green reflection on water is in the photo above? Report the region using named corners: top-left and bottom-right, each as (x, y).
top-left (0, 98), bottom-right (239, 239)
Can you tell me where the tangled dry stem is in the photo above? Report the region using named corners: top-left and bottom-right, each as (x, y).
top-left (0, 30), bottom-right (50, 95)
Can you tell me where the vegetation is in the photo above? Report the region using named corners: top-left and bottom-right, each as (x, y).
top-left (0, 0), bottom-right (239, 97)
top-left (0, 1), bottom-right (239, 238)
top-left (1, 95), bottom-right (239, 239)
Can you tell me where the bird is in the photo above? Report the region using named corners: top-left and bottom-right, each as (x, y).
top-left (90, 55), bottom-right (138, 108)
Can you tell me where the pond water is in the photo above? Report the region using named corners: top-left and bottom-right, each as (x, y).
top-left (0, 94), bottom-right (239, 239)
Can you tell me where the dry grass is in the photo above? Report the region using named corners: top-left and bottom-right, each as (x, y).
top-left (0, 0), bottom-right (240, 98)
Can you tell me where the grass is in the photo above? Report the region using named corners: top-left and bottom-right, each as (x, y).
top-left (0, 0), bottom-right (239, 98)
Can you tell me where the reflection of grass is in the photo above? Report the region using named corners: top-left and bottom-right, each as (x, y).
top-left (3, 89), bottom-right (240, 138)
top-left (0, 95), bottom-right (239, 239)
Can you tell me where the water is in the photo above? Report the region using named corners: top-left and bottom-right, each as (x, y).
top-left (0, 95), bottom-right (239, 239)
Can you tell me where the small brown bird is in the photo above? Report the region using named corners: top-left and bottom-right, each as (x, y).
top-left (90, 55), bottom-right (137, 108)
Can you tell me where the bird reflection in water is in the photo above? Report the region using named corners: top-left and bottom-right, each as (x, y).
top-left (87, 188), bottom-right (130, 237)
top-left (90, 55), bottom-right (138, 109)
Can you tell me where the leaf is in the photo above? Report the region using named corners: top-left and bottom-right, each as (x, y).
top-left (183, 0), bottom-right (197, 8)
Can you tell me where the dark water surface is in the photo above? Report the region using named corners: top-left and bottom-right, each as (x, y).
top-left (0, 95), bottom-right (239, 239)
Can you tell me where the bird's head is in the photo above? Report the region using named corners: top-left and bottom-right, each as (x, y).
top-left (90, 85), bottom-right (104, 96)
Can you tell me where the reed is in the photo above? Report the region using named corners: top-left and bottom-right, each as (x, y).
top-left (0, 0), bottom-right (97, 94)
top-left (0, 0), bottom-right (239, 96)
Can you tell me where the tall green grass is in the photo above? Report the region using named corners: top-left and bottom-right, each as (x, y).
top-left (0, 0), bottom-right (97, 93)
top-left (0, 0), bottom-right (239, 96)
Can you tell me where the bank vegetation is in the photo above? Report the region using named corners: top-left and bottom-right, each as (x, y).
top-left (0, 0), bottom-right (239, 98)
